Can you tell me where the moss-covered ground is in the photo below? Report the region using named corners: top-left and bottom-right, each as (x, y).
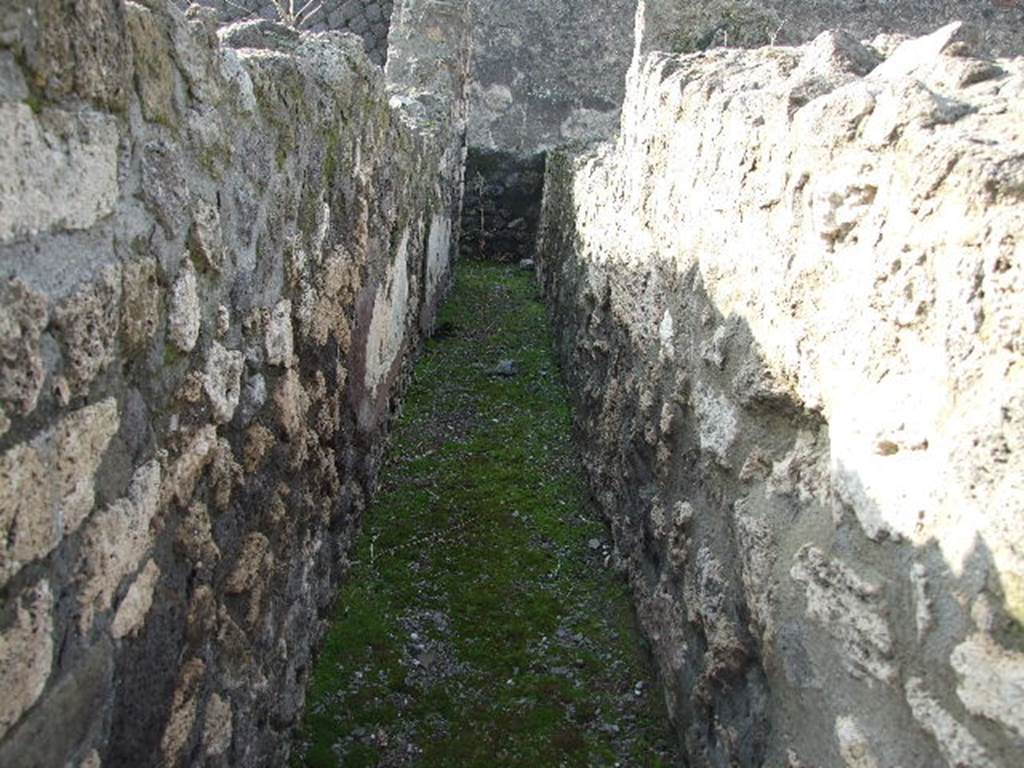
top-left (294, 260), bottom-right (679, 767)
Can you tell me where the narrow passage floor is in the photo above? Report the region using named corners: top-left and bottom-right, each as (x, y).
top-left (295, 261), bottom-right (679, 767)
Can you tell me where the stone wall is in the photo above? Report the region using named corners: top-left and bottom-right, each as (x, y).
top-left (538, 22), bottom-right (1024, 768)
top-left (458, 0), bottom-right (637, 266)
top-left (467, 0), bottom-right (636, 153)
top-left (638, 0), bottom-right (1024, 58)
top-left (186, 0), bottom-right (394, 65)
top-left (0, 0), bottom-right (468, 765)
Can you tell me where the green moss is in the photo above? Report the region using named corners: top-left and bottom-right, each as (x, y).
top-left (162, 344), bottom-right (182, 367)
top-left (667, 1), bottom-right (783, 53)
top-left (294, 262), bottom-right (676, 766)
top-left (24, 94), bottom-right (44, 114)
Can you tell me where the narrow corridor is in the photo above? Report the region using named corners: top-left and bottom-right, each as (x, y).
top-left (294, 261), bottom-right (679, 767)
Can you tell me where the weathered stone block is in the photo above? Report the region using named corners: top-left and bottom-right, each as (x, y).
top-left (188, 198), bottom-right (225, 273)
top-left (202, 692), bottom-right (233, 757)
top-left (0, 105), bottom-right (119, 244)
top-left (16, 0), bottom-right (132, 108)
top-left (0, 637), bottom-right (112, 768)
top-left (163, 425), bottom-right (218, 507)
top-left (176, 501), bottom-right (220, 568)
top-left (0, 399), bottom-right (120, 587)
top-left (125, 0), bottom-right (179, 125)
top-left (905, 676), bottom-right (995, 768)
top-left (52, 267), bottom-right (122, 398)
top-left (160, 658), bottom-right (206, 766)
top-left (111, 558), bottom-right (161, 639)
top-left (77, 460), bottom-right (162, 631)
top-left (264, 299), bottom-right (294, 367)
top-left (950, 633), bottom-right (1024, 738)
top-left (0, 581), bottom-right (54, 741)
top-left (0, 278), bottom-right (48, 415)
top-left (203, 342), bottom-right (244, 424)
top-left (225, 533), bottom-right (270, 595)
top-left (120, 256), bottom-right (161, 353)
top-left (168, 260), bottom-right (201, 353)
top-left (790, 546), bottom-right (896, 684)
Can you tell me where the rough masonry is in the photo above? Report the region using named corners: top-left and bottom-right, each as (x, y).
top-left (0, 0), bottom-right (469, 765)
top-left (458, 0), bottom-right (637, 263)
top-left (538, 15), bottom-right (1024, 768)
top-left (188, 0), bottom-right (395, 65)
top-left (637, 0), bottom-right (1024, 58)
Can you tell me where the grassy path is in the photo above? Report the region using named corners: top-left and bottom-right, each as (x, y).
top-left (294, 261), bottom-right (678, 767)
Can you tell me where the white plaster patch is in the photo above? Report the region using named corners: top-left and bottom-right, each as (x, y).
top-left (364, 228), bottom-right (411, 395)
top-left (424, 213), bottom-right (451, 311)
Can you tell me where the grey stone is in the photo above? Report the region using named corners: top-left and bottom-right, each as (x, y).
top-left (347, 14), bottom-right (369, 35)
top-left (77, 461), bottom-right (162, 632)
top-left (188, 199), bottom-right (225, 273)
top-left (265, 299), bottom-right (294, 367)
top-left (0, 580), bottom-right (53, 741)
top-left (203, 342), bottom-right (244, 424)
top-left (950, 634), bottom-right (1024, 738)
top-left (0, 278), bottom-right (48, 415)
top-left (168, 260), bottom-right (201, 353)
top-left (202, 692), bottom-right (233, 757)
top-left (121, 257), bottom-right (161, 353)
top-left (52, 266), bottom-right (122, 398)
top-left (0, 105), bottom-right (119, 244)
top-left (0, 639), bottom-right (113, 768)
top-left (489, 359), bottom-right (518, 377)
top-left (111, 559), bottom-right (161, 639)
top-left (0, 399), bottom-right (120, 587)
top-left (160, 658), bottom-right (206, 766)
top-left (340, 0), bottom-right (362, 22)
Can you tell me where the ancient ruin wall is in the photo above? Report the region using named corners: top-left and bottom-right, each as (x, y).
top-left (538, 23), bottom-right (1024, 768)
top-left (188, 0), bottom-right (395, 65)
top-left (467, 0), bottom-right (636, 153)
top-left (0, 0), bottom-right (468, 765)
top-left (457, 0), bottom-right (637, 264)
top-left (637, 0), bottom-right (1024, 58)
